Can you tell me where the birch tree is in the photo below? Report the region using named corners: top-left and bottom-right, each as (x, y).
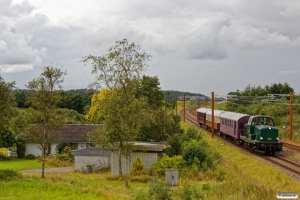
top-left (25, 66), bottom-right (65, 178)
top-left (84, 39), bottom-right (151, 176)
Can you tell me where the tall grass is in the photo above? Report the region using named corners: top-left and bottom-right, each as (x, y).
top-left (0, 172), bottom-right (148, 200)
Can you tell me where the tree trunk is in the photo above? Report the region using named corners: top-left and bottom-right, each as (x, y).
top-left (118, 149), bottom-right (122, 177)
top-left (42, 148), bottom-right (45, 178)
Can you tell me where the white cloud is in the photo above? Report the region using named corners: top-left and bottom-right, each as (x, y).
top-left (0, 0), bottom-right (47, 73)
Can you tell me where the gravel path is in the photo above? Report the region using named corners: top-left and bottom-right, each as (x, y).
top-left (21, 166), bottom-right (74, 174)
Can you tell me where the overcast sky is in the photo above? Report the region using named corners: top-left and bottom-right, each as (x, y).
top-left (1, 0), bottom-right (300, 97)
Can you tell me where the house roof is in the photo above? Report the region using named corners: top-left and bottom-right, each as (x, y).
top-left (57, 124), bottom-right (104, 143)
top-left (23, 124), bottom-right (104, 143)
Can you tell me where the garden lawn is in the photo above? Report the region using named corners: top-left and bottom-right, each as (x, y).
top-left (0, 159), bottom-right (52, 170)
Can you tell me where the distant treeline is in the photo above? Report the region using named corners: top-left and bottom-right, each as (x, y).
top-left (11, 88), bottom-right (97, 114)
top-left (11, 89), bottom-right (206, 112)
top-left (163, 90), bottom-right (205, 101)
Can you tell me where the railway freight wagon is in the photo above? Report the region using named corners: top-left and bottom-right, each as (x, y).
top-left (219, 112), bottom-right (250, 140)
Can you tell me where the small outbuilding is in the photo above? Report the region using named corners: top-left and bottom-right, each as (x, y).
top-left (110, 142), bottom-right (167, 176)
top-left (72, 142), bottom-right (167, 174)
top-left (72, 147), bottom-right (111, 171)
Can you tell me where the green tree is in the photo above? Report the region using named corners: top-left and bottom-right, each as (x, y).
top-left (137, 75), bottom-right (164, 109)
top-left (24, 66), bottom-right (65, 178)
top-left (84, 39), bottom-right (151, 176)
top-left (0, 75), bottom-right (16, 142)
top-left (14, 90), bottom-right (29, 108)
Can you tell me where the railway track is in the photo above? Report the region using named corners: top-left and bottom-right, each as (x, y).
top-left (283, 142), bottom-right (300, 153)
top-left (180, 106), bottom-right (300, 176)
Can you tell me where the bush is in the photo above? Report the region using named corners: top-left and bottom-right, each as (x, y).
top-left (148, 177), bottom-right (171, 200)
top-left (134, 190), bottom-right (151, 200)
top-left (171, 181), bottom-right (204, 200)
top-left (151, 154), bottom-right (185, 176)
top-left (56, 141), bottom-right (70, 154)
top-left (130, 156), bottom-right (146, 176)
top-left (182, 140), bottom-right (220, 172)
top-left (55, 146), bottom-right (73, 162)
top-left (0, 170), bottom-right (22, 180)
top-left (25, 154), bottom-right (36, 160)
top-left (165, 134), bottom-right (182, 156)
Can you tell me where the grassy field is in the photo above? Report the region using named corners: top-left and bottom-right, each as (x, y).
top-left (0, 172), bottom-right (148, 200)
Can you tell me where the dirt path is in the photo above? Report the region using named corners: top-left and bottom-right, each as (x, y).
top-left (21, 166), bottom-right (74, 174)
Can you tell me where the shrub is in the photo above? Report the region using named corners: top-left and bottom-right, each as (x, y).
top-left (165, 133), bottom-right (182, 156)
top-left (182, 140), bottom-right (221, 172)
top-left (151, 154), bottom-right (185, 176)
top-left (56, 141), bottom-right (70, 154)
top-left (134, 190), bottom-right (151, 200)
top-left (25, 154), bottom-right (36, 160)
top-left (55, 146), bottom-right (73, 162)
top-left (0, 170), bottom-right (22, 180)
top-left (182, 127), bottom-right (202, 142)
top-left (171, 181), bottom-right (204, 200)
top-left (148, 177), bottom-right (171, 200)
top-left (130, 156), bottom-right (146, 176)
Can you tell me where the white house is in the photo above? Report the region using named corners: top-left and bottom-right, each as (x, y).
top-left (23, 124), bottom-right (103, 157)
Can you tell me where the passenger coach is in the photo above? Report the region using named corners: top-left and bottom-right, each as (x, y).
top-left (219, 112), bottom-right (250, 141)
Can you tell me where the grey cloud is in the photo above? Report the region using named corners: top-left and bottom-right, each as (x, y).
top-left (220, 23), bottom-right (296, 52)
top-left (15, 13), bottom-right (48, 33)
top-left (182, 16), bottom-right (231, 60)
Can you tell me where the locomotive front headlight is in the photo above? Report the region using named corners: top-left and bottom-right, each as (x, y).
top-left (276, 137), bottom-right (279, 140)
top-left (260, 136), bottom-right (263, 140)
top-left (269, 126), bottom-right (272, 130)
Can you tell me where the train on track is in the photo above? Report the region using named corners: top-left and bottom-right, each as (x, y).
top-left (197, 108), bottom-right (283, 154)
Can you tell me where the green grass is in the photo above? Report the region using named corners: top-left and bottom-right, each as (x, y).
top-left (0, 172), bottom-right (147, 200)
top-left (0, 159), bottom-right (52, 170)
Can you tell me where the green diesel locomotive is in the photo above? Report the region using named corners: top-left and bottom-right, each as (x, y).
top-left (240, 116), bottom-right (283, 154)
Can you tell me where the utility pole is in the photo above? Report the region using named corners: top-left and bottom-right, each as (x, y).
top-left (183, 94), bottom-right (186, 122)
top-left (290, 91), bottom-right (293, 140)
top-left (175, 96), bottom-right (178, 115)
top-left (198, 98), bottom-right (200, 109)
top-left (226, 95), bottom-right (229, 111)
top-left (212, 92), bottom-right (214, 138)
top-left (205, 96), bottom-right (208, 108)
top-left (164, 92), bottom-right (166, 135)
